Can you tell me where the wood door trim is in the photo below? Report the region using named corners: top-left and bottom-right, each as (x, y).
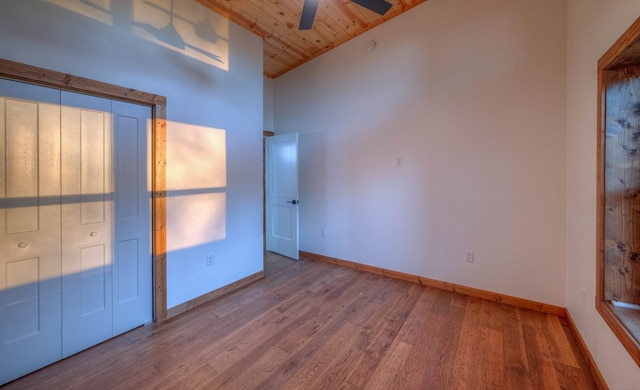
top-left (263, 131), bottom-right (274, 255)
top-left (0, 58), bottom-right (168, 323)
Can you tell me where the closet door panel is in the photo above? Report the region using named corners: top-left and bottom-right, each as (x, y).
top-left (0, 79), bottom-right (62, 385)
top-left (112, 101), bottom-right (152, 335)
top-left (61, 92), bottom-right (113, 358)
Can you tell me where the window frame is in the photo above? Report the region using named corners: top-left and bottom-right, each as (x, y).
top-left (596, 16), bottom-right (640, 367)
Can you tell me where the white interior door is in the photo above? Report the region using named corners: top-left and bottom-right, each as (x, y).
top-left (0, 80), bottom-right (152, 384)
top-left (0, 79), bottom-right (63, 384)
top-left (266, 133), bottom-right (299, 260)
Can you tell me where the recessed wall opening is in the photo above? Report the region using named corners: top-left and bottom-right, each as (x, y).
top-left (597, 17), bottom-right (640, 367)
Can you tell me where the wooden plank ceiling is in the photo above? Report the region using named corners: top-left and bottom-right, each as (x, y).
top-left (198, 0), bottom-right (427, 78)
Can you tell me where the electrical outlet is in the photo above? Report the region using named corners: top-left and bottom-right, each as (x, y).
top-left (581, 288), bottom-right (587, 306)
top-left (465, 250), bottom-right (474, 263)
top-left (321, 228), bottom-right (328, 238)
top-left (206, 254), bottom-right (214, 267)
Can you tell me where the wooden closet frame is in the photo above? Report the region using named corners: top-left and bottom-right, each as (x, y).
top-left (0, 58), bottom-right (169, 322)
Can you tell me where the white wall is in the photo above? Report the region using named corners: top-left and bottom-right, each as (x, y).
top-left (274, 0), bottom-right (568, 306)
top-left (566, 0), bottom-right (640, 388)
top-left (0, 0), bottom-right (264, 309)
top-left (264, 76), bottom-right (275, 131)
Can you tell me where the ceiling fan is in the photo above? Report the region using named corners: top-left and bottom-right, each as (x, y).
top-left (299, 0), bottom-right (393, 30)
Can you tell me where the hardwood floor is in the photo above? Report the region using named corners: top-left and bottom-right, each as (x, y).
top-left (3, 252), bottom-right (597, 389)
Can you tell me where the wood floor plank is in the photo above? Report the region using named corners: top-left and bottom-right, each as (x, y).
top-left (393, 287), bottom-right (453, 388)
top-left (553, 361), bottom-right (595, 390)
top-left (342, 283), bottom-right (423, 389)
top-left (210, 256), bottom-right (333, 318)
top-left (543, 314), bottom-right (580, 367)
top-left (151, 260), bottom-right (342, 385)
top-left (522, 323), bottom-right (563, 389)
top-left (364, 340), bottom-right (412, 390)
top-left (500, 307), bottom-right (531, 389)
top-left (203, 266), bottom-right (363, 387)
top-left (203, 346), bottom-right (291, 389)
top-left (249, 274), bottom-right (399, 388)
top-left (409, 289), bottom-right (466, 389)
top-left (152, 363), bottom-right (219, 390)
top-left (294, 278), bottom-right (420, 389)
top-left (274, 321), bottom-right (363, 389)
top-left (395, 285), bottom-right (440, 346)
top-left (451, 300), bottom-right (484, 389)
top-left (1, 253), bottom-right (599, 390)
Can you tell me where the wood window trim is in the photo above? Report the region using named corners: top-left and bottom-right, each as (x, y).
top-left (597, 17), bottom-right (640, 367)
top-left (0, 58), bottom-right (168, 323)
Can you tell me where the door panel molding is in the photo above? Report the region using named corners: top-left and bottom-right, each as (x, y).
top-left (0, 58), bottom-right (168, 322)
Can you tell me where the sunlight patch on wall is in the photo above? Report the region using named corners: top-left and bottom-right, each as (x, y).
top-left (167, 122), bottom-right (226, 190)
top-left (45, 0), bottom-right (229, 70)
top-left (166, 192), bottom-right (226, 252)
top-left (166, 121), bottom-right (227, 251)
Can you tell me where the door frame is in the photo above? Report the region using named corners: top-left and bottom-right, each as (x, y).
top-left (0, 58), bottom-right (169, 322)
top-left (265, 132), bottom-right (300, 260)
top-left (263, 130), bottom-right (274, 258)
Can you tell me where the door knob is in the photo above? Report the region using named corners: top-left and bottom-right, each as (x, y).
top-left (286, 200), bottom-right (299, 205)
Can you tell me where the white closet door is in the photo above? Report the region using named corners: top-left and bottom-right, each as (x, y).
top-left (112, 100), bottom-right (152, 335)
top-left (0, 79), bottom-right (63, 384)
top-left (60, 92), bottom-right (114, 357)
top-left (0, 81), bottom-right (152, 384)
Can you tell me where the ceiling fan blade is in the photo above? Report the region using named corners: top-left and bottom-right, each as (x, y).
top-left (299, 0), bottom-right (319, 30)
top-left (351, 0), bottom-right (393, 15)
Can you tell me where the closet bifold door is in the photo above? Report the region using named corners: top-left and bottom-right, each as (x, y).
top-left (0, 81), bottom-right (153, 385)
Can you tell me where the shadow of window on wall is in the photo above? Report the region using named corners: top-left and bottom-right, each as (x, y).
top-left (45, 0), bottom-right (229, 70)
top-left (597, 16), bottom-right (640, 367)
